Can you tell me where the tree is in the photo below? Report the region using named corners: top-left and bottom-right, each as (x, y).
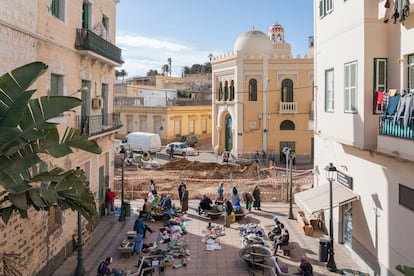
top-left (167, 57), bottom-right (172, 77)
top-left (0, 62), bottom-right (102, 224)
top-left (161, 64), bottom-right (169, 76)
top-left (115, 69), bottom-right (127, 80)
top-left (146, 69), bottom-right (159, 77)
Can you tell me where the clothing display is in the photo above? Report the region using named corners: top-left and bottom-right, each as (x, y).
top-left (393, 91), bottom-right (414, 128)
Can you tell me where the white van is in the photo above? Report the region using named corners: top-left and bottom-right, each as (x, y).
top-left (124, 132), bottom-right (162, 154)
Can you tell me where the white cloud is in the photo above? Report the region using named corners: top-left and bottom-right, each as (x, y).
top-left (116, 34), bottom-right (222, 77)
top-left (117, 34), bottom-right (192, 51)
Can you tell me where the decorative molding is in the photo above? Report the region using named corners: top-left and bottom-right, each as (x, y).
top-left (277, 72), bottom-right (298, 86)
top-left (244, 74), bottom-right (262, 82)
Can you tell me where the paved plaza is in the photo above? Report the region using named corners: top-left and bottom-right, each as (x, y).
top-left (53, 200), bottom-right (369, 276)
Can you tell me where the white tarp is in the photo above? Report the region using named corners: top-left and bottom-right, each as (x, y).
top-left (294, 182), bottom-right (359, 217)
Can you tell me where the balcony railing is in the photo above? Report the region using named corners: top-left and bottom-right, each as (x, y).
top-left (379, 116), bottom-right (414, 140)
top-left (279, 102), bottom-right (297, 113)
top-left (78, 113), bottom-right (122, 136)
top-left (75, 29), bottom-right (123, 64)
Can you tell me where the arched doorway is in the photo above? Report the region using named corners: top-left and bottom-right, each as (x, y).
top-left (225, 115), bottom-right (233, 151)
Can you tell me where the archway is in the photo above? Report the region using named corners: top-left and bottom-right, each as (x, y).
top-left (225, 115), bottom-right (233, 151)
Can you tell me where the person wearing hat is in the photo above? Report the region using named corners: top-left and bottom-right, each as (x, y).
top-left (297, 256), bottom-right (313, 275)
top-left (97, 257), bottom-right (112, 276)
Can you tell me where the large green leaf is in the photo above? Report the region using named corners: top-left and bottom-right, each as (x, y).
top-left (0, 62), bottom-right (101, 224)
top-left (396, 265), bottom-right (414, 276)
top-left (0, 62), bottom-right (47, 126)
top-left (20, 96), bottom-right (81, 134)
top-left (62, 128), bottom-right (102, 155)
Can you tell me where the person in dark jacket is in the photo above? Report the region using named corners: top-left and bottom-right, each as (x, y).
top-left (224, 198), bottom-right (233, 228)
top-left (298, 256), bottom-right (313, 276)
top-left (97, 257), bottom-right (112, 276)
top-left (181, 185), bottom-right (189, 214)
top-left (198, 194), bottom-right (213, 215)
top-left (252, 185), bottom-right (261, 210)
top-left (178, 181), bottom-right (184, 206)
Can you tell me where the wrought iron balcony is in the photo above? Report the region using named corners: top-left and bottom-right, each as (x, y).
top-left (279, 102), bottom-right (297, 113)
top-left (379, 116), bottom-right (414, 140)
top-left (75, 29), bottom-right (123, 64)
top-left (78, 113), bottom-right (122, 136)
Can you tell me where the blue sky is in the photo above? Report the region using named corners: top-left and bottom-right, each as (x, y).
top-left (116, 0), bottom-right (314, 77)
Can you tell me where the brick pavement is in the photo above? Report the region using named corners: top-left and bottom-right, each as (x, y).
top-left (53, 200), bottom-right (368, 276)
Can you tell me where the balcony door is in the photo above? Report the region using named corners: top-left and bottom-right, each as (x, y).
top-left (281, 79), bottom-right (293, 102)
top-left (82, 2), bottom-right (90, 29)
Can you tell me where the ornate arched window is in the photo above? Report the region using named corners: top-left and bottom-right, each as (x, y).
top-left (224, 81), bottom-right (229, 101)
top-left (281, 79), bottom-right (293, 102)
top-left (249, 79), bottom-right (257, 101)
top-left (280, 120), bottom-right (295, 130)
top-left (229, 80), bottom-right (235, 101)
top-left (218, 81), bottom-right (223, 101)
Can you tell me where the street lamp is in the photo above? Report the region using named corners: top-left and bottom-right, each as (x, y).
top-left (119, 148), bottom-right (127, 222)
top-left (75, 167), bottom-right (85, 276)
top-left (325, 162), bottom-right (337, 272)
top-left (282, 147), bottom-right (295, 219)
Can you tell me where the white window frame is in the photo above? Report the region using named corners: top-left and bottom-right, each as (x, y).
top-left (140, 119), bottom-right (146, 132)
top-left (374, 58), bottom-right (388, 114)
top-left (202, 119), bottom-right (207, 134)
top-left (51, 0), bottom-right (65, 21)
top-left (175, 120), bottom-right (181, 137)
top-left (50, 73), bottom-right (64, 96)
top-left (319, 0), bottom-right (333, 18)
top-left (408, 55), bottom-right (414, 90)
top-left (344, 61), bottom-right (358, 113)
top-left (374, 58), bottom-right (387, 92)
top-left (325, 68), bottom-right (334, 112)
top-left (189, 119), bottom-right (195, 134)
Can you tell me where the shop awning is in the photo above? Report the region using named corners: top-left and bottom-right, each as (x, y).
top-left (294, 182), bottom-right (359, 217)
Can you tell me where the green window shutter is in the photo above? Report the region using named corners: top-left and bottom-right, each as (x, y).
top-left (82, 3), bottom-right (89, 29)
top-left (50, 74), bottom-right (59, 96)
top-left (319, 0), bottom-right (324, 17)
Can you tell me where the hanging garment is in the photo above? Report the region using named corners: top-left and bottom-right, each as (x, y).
top-left (393, 92), bottom-right (414, 127)
top-left (383, 94), bottom-right (401, 119)
top-left (399, 0), bottom-right (410, 22)
top-left (383, 91), bottom-right (390, 110)
top-left (374, 91), bottom-right (384, 111)
top-left (392, 0), bottom-right (411, 23)
top-left (384, 0), bottom-right (394, 23)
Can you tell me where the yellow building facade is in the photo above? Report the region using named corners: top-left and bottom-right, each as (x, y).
top-left (212, 23), bottom-right (314, 163)
top-left (0, 0), bottom-right (121, 274)
top-left (115, 78), bottom-right (212, 144)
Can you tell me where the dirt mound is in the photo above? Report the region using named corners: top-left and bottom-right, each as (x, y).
top-left (157, 158), bottom-right (266, 179)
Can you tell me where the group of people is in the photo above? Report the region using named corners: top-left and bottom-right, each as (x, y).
top-left (101, 179), bottom-right (314, 276)
top-left (216, 183), bottom-right (262, 211)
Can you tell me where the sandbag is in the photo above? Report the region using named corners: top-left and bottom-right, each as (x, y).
top-left (229, 212), bottom-right (236, 223)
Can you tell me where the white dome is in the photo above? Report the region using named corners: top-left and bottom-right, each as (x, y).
top-left (234, 29), bottom-right (273, 56)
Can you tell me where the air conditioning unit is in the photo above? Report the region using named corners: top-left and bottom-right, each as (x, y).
top-left (92, 97), bottom-right (102, 109)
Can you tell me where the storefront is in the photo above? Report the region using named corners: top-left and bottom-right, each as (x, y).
top-left (294, 180), bottom-right (359, 244)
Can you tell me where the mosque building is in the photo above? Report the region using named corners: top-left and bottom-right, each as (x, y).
top-left (211, 22), bottom-right (314, 164)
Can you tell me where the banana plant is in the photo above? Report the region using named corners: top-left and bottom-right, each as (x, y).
top-left (0, 61), bottom-right (102, 224)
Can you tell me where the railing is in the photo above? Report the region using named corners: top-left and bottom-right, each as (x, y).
top-left (379, 116), bottom-right (414, 140)
top-left (75, 29), bottom-right (123, 64)
top-left (78, 113), bottom-right (122, 136)
top-left (279, 102), bottom-right (297, 113)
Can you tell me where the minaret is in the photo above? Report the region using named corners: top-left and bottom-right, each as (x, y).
top-left (268, 22), bottom-right (285, 44)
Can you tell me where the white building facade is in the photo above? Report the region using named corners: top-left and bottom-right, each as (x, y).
top-left (308, 0), bottom-right (414, 275)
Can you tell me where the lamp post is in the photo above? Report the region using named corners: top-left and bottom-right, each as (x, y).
top-left (325, 162), bottom-right (337, 272)
top-left (74, 167), bottom-right (85, 276)
top-left (283, 147), bottom-right (295, 219)
top-left (118, 153), bottom-right (126, 222)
